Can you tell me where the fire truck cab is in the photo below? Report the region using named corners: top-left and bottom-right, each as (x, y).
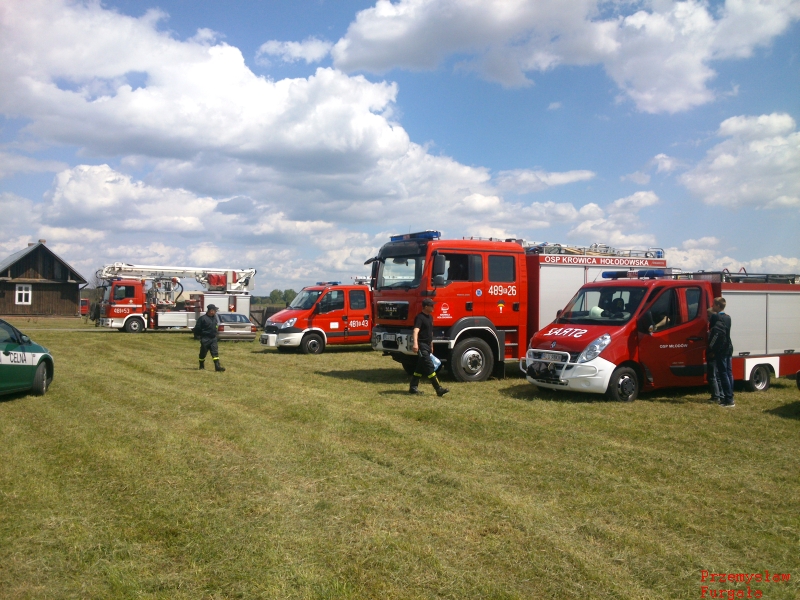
top-left (260, 281), bottom-right (373, 354)
top-left (523, 270), bottom-right (800, 401)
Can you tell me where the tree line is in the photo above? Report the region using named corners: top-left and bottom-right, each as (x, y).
top-left (252, 289), bottom-right (298, 306)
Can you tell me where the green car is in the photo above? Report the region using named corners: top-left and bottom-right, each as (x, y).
top-left (0, 318), bottom-right (54, 396)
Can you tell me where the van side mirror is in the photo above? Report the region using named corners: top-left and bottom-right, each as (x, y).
top-left (433, 253), bottom-right (446, 277)
top-left (314, 303), bottom-right (321, 314)
top-left (556, 309), bottom-right (563, 318)
top-left (638, 311), bottom-right (654, 334)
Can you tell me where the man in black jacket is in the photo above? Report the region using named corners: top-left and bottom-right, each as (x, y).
top-left (410, 298), bottom-right (449, 396)
top-left (193, 304), bottom-right (225, 372)
top-left (708, 297), bottom-right (733, 407)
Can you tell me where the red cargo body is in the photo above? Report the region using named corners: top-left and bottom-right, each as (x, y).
top-left (369, 232), bottom-right (667, 381)
top-left (522, 272), bottom-right (800, 400)
top-left (260, 282), bottom-right (373, 354)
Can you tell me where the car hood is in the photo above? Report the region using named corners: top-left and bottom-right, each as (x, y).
top-left (267, 308), bottom-right (305, 324)
top-left (531, 323), bottom-right (621, 353)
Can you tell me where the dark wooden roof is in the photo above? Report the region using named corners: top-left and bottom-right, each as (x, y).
top-left (0, 242), bottom-right (87, 284)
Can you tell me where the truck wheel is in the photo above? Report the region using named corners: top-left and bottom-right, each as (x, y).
top-left (300, 333), bottom-right (324, 355)
top-left (451, 337), bottom-right (494, 382)
top-left (745, 364), bottom-right (770, 392)
top-left (124, 317), bottom-right (144, 333)
top-left (31, 362), bottom-right (50, 396)
top-left (606, 366), bottom-right (639, 402)
top-left (401, 357), bottom-right (417, 376)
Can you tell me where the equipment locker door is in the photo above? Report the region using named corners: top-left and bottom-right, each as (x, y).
top-left (638, 286), bottom-right (707, 388)
top-left (346, 288), bottom-right (371, 343)
top-left (312, 289), bottom-right (346, 344)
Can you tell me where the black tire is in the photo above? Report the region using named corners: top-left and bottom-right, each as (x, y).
top-left (451, 337), bottom-right (494, 382)
top-left (300, 333), bottom-right (325, 355)
top-left (745, 364), bottom-right (770, 392)
top-left (31, 362), bottom-right (50, 396)
top-left (606, 366), bottom-right (639, 402)
top-left (124, 317), bottom-right (144, 334)
top-left (401, 357), bottom-right (417, 376)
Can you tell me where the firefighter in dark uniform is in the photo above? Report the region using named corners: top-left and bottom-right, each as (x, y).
top-left (410, 298), bottom-right (449, 396)
top-left (193, 304), bottom-right (225, 372)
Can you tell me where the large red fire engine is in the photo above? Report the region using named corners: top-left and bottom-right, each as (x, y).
top-left (368, 231), bottom-right (667, 381)
top-left (96, 263), bottom-right (256, 333)
top-left (523, 270), bottom-right (800, 400)
top-left (260, 280), bottom-right (372, 354)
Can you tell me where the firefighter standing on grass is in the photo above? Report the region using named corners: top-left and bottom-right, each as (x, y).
top-left (410, 298), bottom-right (449, 396)
top-left (193, 304), bottom-right (225, 372)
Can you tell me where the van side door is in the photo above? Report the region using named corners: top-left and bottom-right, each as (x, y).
top-left (312, 289), bottom-right (346, 344)
top-left (346, 288), bottom-right (371, 343)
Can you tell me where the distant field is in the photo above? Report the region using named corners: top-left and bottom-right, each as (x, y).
top-left (1, 319), bottom-right (798, 599)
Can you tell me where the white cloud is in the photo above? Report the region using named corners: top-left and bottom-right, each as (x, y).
top-left (667, 238), bottom-right (800, 273)
top-left (256, 37), bottom-right (333, 65)
top-left (567, 191), bottom-right (660, 247)
top-left (0, 152), bottom-right (67, 179)
top-left (681, 113), bottom-right (800, 208)
top-left (621, 171), bottom-right (651, 185)
top-left (495, 168), bottom-right (595, 194)
top-left (331, 0), bottom-right (800, 113)
top-left (548, 102), bottom-right (562, 110)
top-left (682, 237), bottom-right (719, 250)
top-left (651, 153), bottom-right (680, 173)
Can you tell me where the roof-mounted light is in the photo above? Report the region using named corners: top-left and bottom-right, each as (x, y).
top-left (316, 281), bottom-right (341, 286)
top-left (638, 269), bottom-right (665, 279)
top-left (601, 271), bottom-right (632, 279)
top-left (389, 230), bottom-right (441, 242)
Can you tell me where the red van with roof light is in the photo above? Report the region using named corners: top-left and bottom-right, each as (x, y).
top-left (260, 281), bottom-right (373, 354)
top-left (522, 269), bottom-right (800, 401)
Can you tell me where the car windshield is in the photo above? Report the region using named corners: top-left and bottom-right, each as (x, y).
top-left (557, 287), bottom-right (646, 325)
top-left (289, 290), bottom-right (322, 309)
top-left (377, 255), bottom-right (426, 290)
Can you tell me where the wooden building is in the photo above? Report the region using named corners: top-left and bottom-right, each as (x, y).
top-left (0, 240), bottom-right (87, 316)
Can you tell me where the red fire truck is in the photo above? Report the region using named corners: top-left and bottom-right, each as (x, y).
top-left (368, 231), bottom-right (667, 381)
top-left (522, 270), bottom-right (800, 400)
top-left (259, 280), bottom-right (373, 354)
top-left (96, 263), bottom-right (256, 333)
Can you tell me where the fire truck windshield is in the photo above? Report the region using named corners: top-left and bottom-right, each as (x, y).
top-left (377, 255), bottom-right (426, 290)
top-left (289, 290), bottom-right (323, 310)
top-left (557, 287), bottom-right (646, 325)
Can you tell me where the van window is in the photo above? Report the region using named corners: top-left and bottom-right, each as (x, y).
top-left (436, 253), bottom-right (483, 283)
top-left (319, 290), bottom-right (345, 312)
top-left (349, 289), bottom-right (367, 310)
top-left (648, 289), bottom-right (679, 332)
top-left (114, 285), bottom-right (135, 300)
top-left (685, 287), bottom-right (701, 321)
top-left (488, 255), bottom-right (515, 282)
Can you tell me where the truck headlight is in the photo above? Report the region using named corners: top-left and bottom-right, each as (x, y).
top-left (577, 334), bottom-right (611, 363)
top-left (280, 318), bottom-right (297, 329)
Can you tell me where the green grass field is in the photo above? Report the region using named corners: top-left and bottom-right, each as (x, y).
top-left (1, 319), bottom-right (798, 599)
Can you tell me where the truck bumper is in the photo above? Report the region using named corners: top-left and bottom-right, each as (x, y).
top-left (100, 317), bottom-right (126, 329)
top-left (260, 332), bottom-right (303, 348)
top-left (520, 352), bottom-right (616, 395)
top-left (371, 327), bottom-right (415, 355)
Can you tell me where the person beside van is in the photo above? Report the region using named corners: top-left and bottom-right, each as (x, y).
top-left (708, 297), bottom-right (734, 407)
top-left (410, 298), bottom-right (449, 396)
top-left (706, 306), bottom-right (724, 404)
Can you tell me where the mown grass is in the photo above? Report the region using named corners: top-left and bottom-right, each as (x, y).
top-left (1, 319), bottom-right (798, 599)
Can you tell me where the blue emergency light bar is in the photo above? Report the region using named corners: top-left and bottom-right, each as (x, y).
top-left (315, 281), bottom-right (341, 286)
top-left (389, 230), bottom-right (441, 242)
top-left (602, 269), bottom-right (667, 280)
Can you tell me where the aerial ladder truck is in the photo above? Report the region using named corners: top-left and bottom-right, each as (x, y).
top-left (95, 263), bottom-right (256, 332)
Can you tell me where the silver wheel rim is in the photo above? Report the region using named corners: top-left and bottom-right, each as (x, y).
top-left (460, 348), bottom-right (485, 375)
top-left (308, 338), bottom-right (321, 353)
top-left (753, 367), bottom-right (767, 389)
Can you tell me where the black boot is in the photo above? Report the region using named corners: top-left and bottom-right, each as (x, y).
top-left (199, 359), bottom-right (205, 370)
top-left (409, 375), bottom-right (423, 394)
top-left (431, 375), bottom-right (449, 397)
top-left (214, 359), bottom-right (226, 372)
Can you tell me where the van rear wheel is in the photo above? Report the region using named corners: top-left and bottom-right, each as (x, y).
top-left (745, 364), bottom-right (770, 391)
top-left (606, 366), bottom-right (639, 402)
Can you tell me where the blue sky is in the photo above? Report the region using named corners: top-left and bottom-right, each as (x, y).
top-left (1, 0), bottom-right (798, 292)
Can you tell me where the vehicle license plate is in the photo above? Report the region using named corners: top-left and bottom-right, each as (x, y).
top-left (384, 334), bottom-right (396, 341)
top-left (541, 352), bottom-right (562, 361)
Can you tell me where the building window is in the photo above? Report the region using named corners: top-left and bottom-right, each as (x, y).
top-left (15, 284), bottom-right (32, 305)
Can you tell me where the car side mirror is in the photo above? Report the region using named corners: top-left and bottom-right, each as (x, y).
top-left (638, 311), bottom-right (654, 334)
top-left (433, 253), bottom-right (446, 277)
top-left (21, 334), bottom-right (31, 344)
